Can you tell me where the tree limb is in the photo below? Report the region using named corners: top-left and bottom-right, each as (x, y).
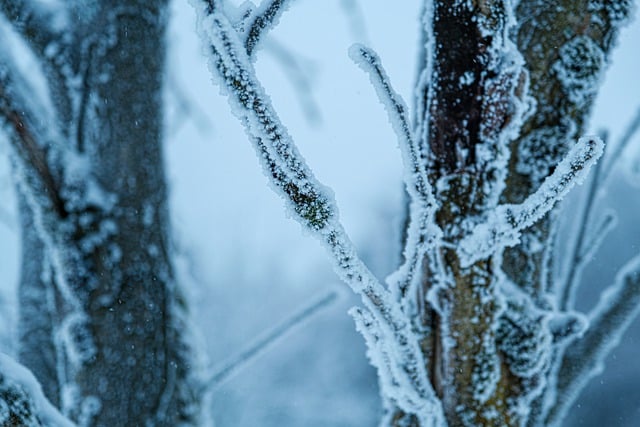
top-left (547, 254), bottom-right (640, 426)
top-left (192, 4), bottom-right (443, 417)
top-left (459, 136), bottom-right (604, 267)
top-left (244, 0), bottom-right (296, 56)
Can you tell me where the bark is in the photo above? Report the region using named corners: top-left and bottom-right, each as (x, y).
top-left (2, 1), bottom-right (201, 425)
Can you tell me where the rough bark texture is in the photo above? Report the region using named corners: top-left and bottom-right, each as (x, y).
top-left (1, 0), bottom-right (200, 425)
top-left (388, 0), bottom-right (634, 425)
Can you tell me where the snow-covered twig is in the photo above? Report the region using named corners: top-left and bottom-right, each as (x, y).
top-left (0, 352), bottom-right (76, 427)
top-left (349, 44), bottom-right (440, 302)
top-left (349, 44), bottom-right (433, 205)
top-left (0, 0), bottom-right (67, 54)
top-left (192, 4), bottom-right (443, 417)
top-left (547, 254), bottom-right (640, 426)
top-left (243, 0), bottom-right (296, 56)
top-left (458, 136), bottom-right (604, 267)
top-left (202, 290), bottom-right (340, 389)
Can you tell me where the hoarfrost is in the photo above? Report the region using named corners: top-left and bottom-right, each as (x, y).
top-left (458, 136), bottom-right (603, 266)
top-left (553, 35), bottom-right (605, 107)
top-left (516, 126), bottom-right (571, 188)
top-left (0, 352), bottom-right (75, 427)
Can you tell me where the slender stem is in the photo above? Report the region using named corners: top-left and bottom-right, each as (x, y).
top-left (202, 290), bottom-right (339, 388)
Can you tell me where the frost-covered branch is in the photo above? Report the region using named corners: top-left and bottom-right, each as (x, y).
top-left (557, 137), bottom-right (606, 310)
top-left (0, 352), bottom-right (75, 427)
top-left (547, 254), bottom-right (640, 426)
top-left (0, 51), bottom-right (65, 221)
top-left (242, 0), bottom-right (295, 56)
top-left (0, 0), bottom-right (67, 54)
top-left (459, 136), bottom-right (604, 267)
top-left (192, 3), bottom-right (444, 418)
top-left (349, 44), bottom-right (433, 206)
top-left (203, 290), bottom-right (339, 389)
top-left (349, 44), bottom-right (440, 302)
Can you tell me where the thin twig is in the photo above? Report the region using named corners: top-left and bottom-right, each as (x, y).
top-left (558, 135), bottom-right (606, 310)
top-left (548, 254), bottom-right (640, 426)
top-left (245, 0), bottom-right (296, 56)
top-left (602, 105), bottom-right (640, 183)
top-left (202, 290), bottom-right (340, 389)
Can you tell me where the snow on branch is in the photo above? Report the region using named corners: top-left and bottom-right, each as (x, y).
top-left (0, 352), bottom-right (75, 427)
top-left (191, 3), bottom-right (443, 418)
top-left (458, 136), bottom-right (604, 267)
top-left (0, 27), bottom-right (65, 221)
top-left (241, 0), bottom-right (295, 57)
top-left (350, 306), bottom-right (445, 422)
top-left (0, 0), bottom-right (68, 54)
top-left (547, 254), bottom-right (640, 426)
top-left (349, 44), bottom-right (434, 205)
top-left (349, 43), bottom-right (440, 301)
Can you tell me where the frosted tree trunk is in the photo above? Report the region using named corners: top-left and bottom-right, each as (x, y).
top-left (1, 1), bottom-right (200, 425)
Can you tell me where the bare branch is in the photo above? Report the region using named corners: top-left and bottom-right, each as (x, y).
top-left (547, 254), bottom-right (640, 426)
top-left (459, 136), bottom-right (604, 267)
top-left (202, 290), bottom-right (340, 389)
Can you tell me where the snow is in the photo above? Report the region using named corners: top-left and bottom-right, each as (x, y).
top-left (459, 136), bottom-right (604, 267)
top-left (0, 352), bottom-right (75, 427)
top-left (554, 35), bottom-right (605, 107)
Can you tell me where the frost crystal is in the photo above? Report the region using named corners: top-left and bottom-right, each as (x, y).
top-left (516, 127), bottom-right (569, 187)
top-left (553, 35), bottom-right (604, 107)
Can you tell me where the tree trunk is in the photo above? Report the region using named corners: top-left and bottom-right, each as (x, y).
top-left (2, 1), bottom-right (201, 425)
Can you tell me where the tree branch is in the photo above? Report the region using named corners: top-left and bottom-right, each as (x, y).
top-left (547, 254), bottom-right (640, 426)
top-left (202, 290), bottom-right (339, 389)
top-left (0, 352), bottom-right (75, 427)
top-left (458, 136), bottom-right (604, 267)
top-left (244, 0), bottom-right (296, 57)
top-left (192, 4), bottom-right (443, 417)
top-left (349, 44), bottom-right (440, 303)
